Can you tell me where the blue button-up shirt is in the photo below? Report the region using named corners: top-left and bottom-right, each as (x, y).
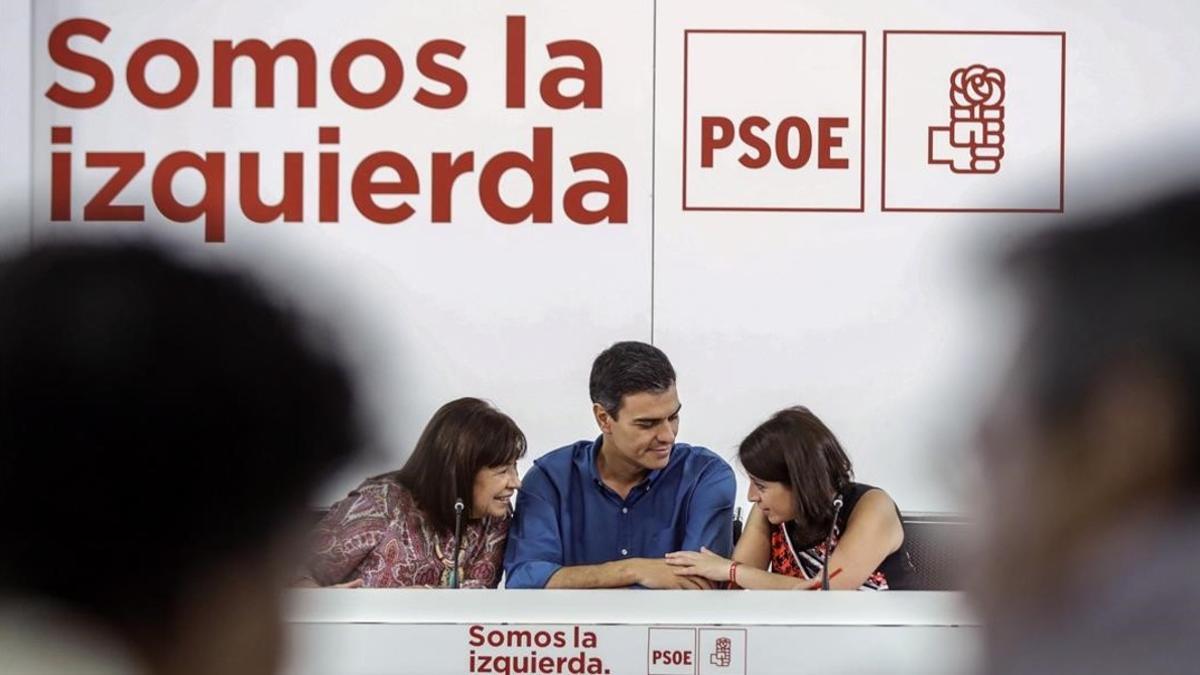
top-left (503, 437), bottom-right (736, 588)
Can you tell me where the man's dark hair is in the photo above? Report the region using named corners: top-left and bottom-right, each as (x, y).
top-left (393, 397), bottom-right (526, 532)
top-left (588, 341), bottom-right (676, 418)
top-left (0, 242), bottom-right (360, 634)
top-left (1004, 188), bottom-right (1200, 480)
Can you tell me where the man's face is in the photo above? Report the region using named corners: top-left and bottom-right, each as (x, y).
top-left (595, 384), bottom-right (681, 471)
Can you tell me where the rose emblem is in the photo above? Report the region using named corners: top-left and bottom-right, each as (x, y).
top-left (951, 64), bottom-right (1005, 108)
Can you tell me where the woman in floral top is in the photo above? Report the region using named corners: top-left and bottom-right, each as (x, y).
top-left (299, 397), bottom-right (525, 588)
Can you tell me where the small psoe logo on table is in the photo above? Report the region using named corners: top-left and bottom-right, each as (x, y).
top-left (928, 64), bottom-right (1006, 174)
top-left (709, 638), bottom-right (732, 668)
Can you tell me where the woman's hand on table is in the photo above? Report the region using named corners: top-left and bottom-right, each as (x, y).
top-left (664, 547), bottom-right (734, 582)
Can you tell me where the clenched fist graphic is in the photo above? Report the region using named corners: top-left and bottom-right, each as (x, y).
top-left (928, 64), bottom-right (1006, 174)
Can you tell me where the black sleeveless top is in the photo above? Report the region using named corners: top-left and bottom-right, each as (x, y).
top-left (775, 482), bottom-right (915, 590)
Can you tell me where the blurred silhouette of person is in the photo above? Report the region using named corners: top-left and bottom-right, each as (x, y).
top-left (975, 189), bottom-right (1200, 674)
top-left (0, 241), bottom-right (361, 675)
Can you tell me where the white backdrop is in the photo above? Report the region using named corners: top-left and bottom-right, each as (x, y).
top-left (4, 0), bottom-right (1200, 512)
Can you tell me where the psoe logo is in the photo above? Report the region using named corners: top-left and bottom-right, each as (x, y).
top-left (928, 64), bottom-right (1006, 174)
top-left (682, 30), bottom-right (865, 212)
top-left (882, 30), bottom-right (1065, 212)
top-left (698, 629), bottom-right (746, 675)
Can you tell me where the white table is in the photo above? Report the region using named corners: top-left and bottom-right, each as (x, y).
top-left (284, 590), bottom-right (980, 675)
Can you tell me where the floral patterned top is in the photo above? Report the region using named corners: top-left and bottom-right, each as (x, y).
top-left (769, 522), bottom-right (890, 590)
top-left (305, 476), bottom-right (509, 588)
top-left (766, 482), bottom-right (913, 591)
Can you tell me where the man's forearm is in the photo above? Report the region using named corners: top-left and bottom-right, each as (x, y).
top-left (544, 559), bottom-right (639, 589)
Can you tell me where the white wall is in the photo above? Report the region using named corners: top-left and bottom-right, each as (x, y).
top-left (0, 0), bottom-right (32, 247)
top-left (27, 0), bottom-right (654, 504)
top-left (657, 0), bottom-right (1200, 514)
top-left (11, 0), bottom-right (1200, 512)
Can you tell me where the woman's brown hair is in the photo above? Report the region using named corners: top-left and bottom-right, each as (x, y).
top-left (738, 406), bottom-right (853, 545)
top-left (391, 397), bottom-right (526, 532)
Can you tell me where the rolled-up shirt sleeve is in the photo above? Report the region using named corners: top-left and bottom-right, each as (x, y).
top-left (503, 465), bottom-right (563, 588)
top-left (681, 460), bottom-right (736, 557)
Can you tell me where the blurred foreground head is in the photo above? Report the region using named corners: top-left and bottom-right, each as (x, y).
top-left (978, 189), bottom-right (1200, 674)
top-left (0, 241), bottom-right (361, 675)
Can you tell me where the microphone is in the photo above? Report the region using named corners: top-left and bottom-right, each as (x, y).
top-left (821, 496), bottom-right (844, 591)
top-left (731, 507), bottom-right (744, 545)
top-left (449, 498), bottom-right (465, 589)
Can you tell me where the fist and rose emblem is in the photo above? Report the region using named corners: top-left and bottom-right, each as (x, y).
top-left (929, 64), bottom-right (1007, 174)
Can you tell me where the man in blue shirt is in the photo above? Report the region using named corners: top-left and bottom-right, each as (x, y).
top-left (504, 341), bottom-right (736, 588)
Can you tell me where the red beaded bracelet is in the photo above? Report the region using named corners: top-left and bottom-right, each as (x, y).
top-left (728, 561), bottom-right (740, 586)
